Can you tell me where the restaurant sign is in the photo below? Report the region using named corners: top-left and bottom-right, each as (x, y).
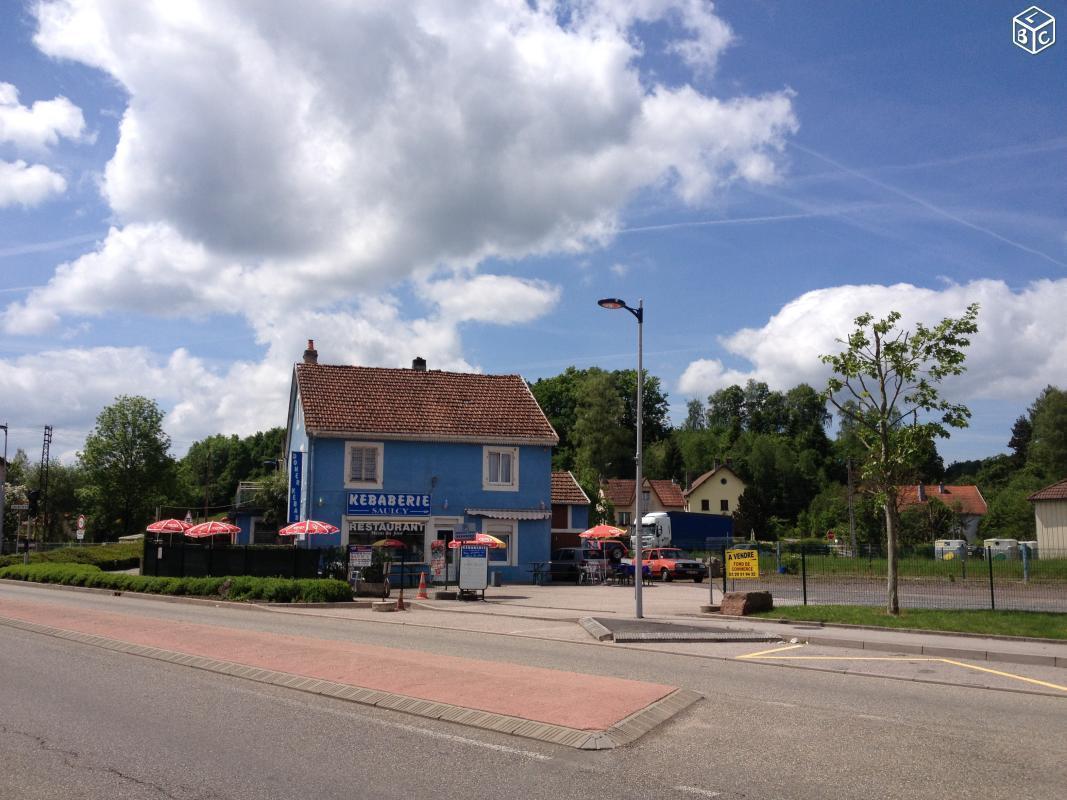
top-left (348, 520), bottom-right (426, 535)
top-left (347, 492), bottom-right (431, 516)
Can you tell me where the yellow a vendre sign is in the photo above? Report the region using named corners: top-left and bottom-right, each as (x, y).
top-left (726, 549), bottom-right (760, 579)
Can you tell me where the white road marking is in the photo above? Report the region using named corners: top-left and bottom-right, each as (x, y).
top-left (674, 785), bottom-right (722, 797)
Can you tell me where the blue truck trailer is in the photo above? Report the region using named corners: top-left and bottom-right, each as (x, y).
top-left (640, 511), bottom-right (734, 552)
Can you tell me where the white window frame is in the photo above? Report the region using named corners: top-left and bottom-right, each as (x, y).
top-left (482, 446), bottom-right (519, 492)
top-left (484, 519), bottom-right (518, 566)
top-left (344, 441), bottom-right (384, 489)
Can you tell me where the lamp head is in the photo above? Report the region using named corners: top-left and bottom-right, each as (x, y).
top-left (598, 298), bottom-right (626, 310)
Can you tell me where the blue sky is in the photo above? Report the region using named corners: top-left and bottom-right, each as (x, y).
top-left (1, 0), bottom-right (1065, 464)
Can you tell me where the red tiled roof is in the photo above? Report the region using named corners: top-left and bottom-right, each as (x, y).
top-left (295, 363), bottom-right (558, 444)
top-left (897, 484), bottom-right (988, 516)
top-left (600, 479), bottom-right (634, 509)
top-left (552, 471), bottom-right (590, 506)
top-left (599, 478), bottom-right (684, 509)
top-left (648, 479), bottom-right (685, 508)
top-left (1029, 479), bottom-right (1067, 502)
top-left (683, 465), bottom-right (743, 497)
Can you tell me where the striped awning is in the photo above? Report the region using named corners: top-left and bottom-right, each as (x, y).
top-left (466, 508), bottom-right (551, 521)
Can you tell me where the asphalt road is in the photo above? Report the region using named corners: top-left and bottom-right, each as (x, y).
top-left (2, 585), bottom-right (1065, 800)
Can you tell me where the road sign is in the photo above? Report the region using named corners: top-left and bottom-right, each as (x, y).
top-left (76, 514), bottom-right (86, 540)
top-left (726, 549), bottom-right (760, 579)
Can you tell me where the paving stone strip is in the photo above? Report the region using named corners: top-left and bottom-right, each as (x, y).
top-left (0, 601), bottom-right (700, 750)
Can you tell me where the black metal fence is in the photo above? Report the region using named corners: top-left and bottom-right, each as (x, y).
top-left (718, 544), bottom-right (1067, 613)
top-left (143, 539), bottom-right (334, 579)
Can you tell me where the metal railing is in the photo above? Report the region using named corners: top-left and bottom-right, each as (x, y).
top-left (718, 543), bottom-right (1066, 612)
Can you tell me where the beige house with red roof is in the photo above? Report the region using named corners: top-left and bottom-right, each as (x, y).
top-left (1029, 479), bottom-right (1067, 553)
top-left (683, 465), bottom-right (746, 517)
top-left (599, 478), bottom-right (684, 528)
top-left (897, 483), bottom-right (988, 543)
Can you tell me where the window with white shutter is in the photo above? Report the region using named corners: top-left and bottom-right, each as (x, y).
top-left (345, 442), bottom-right (383, 488)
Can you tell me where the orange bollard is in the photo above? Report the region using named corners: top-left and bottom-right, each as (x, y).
top-left (416, 571), bottom-right (429, 599)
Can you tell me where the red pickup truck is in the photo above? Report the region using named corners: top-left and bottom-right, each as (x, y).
top-left (642, 547), bottom-right (705, 582)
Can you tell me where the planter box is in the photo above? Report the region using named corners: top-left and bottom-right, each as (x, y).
top-left (353, 580), bottom-right (390, 598)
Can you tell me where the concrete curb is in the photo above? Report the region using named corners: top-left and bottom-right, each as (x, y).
top-left (578, 617), bottom-right (613, 641)
top-left (0, 614), bottom-right (700, 750)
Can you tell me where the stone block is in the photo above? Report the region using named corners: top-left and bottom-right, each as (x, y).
top-left (720, 591), bottom-right (773, 616)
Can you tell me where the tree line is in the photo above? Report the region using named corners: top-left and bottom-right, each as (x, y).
top-left (2, 395), bottom-right (286, 543)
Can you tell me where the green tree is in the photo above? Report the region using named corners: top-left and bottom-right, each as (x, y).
top-left (1007, 414), bottom-right (1032, 465)
top-left (682, 399), bottom-right (707, 431)
top-left (822, 304), bottom-right (979, 614)
top-left (707, 385), bottom-right (746, 440)
top-left (39, 460), bottom-right (86, 540)
top-left (78, 396), bottom-right (176, 540)
top-left (613, 369), bottom-right (671, 444)
top-left (732, 487), bottom-right (770, 541)
top-left (572, 370), bottom-right (631, 478)
top-left (529, 367), bottom-right (586, 470)
top-left (1027, 386), bottom-right (1067, 478)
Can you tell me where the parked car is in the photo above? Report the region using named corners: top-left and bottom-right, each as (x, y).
top-left (642, 547), bottom-right (706, 582)
top-left (549, 547), bottom-right (609, 584)
top-left (584, 539), bottom-right (629, 563)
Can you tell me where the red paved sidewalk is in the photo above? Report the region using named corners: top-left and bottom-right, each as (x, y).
top-left (0, 598), bottom-right (674, 731)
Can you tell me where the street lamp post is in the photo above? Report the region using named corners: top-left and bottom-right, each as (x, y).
top-left (598, 297), bottom-right (644, 619)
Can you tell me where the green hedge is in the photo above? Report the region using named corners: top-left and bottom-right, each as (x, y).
top-left (0, 562), bottom-right (352, 603)
top-left (0, 541), bottom-right (142, 571)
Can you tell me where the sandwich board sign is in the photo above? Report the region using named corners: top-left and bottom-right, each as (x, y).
top-left (459, 545), bottom-right (488, 592)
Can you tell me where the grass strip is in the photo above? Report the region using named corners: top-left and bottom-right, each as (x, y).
top-left (751, 605), bottom-right (1067, 639)
top-left (0, 562), bottom-right (352, 603)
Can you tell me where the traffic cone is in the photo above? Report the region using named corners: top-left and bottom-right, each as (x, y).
top-left (397, 585), bottom-right (405, 611)
top-left (416, 571), bottom-right (429, 599)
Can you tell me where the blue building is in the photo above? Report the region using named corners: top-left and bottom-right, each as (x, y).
top-left (266, 341), bottom-right (559, 583)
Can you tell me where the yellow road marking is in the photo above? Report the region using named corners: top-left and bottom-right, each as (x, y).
top-left (736, 643), bottom-right (805, 659)
top-left (938, 659), bottom-right (1067, 693)
top-left (754, 656), bottom-right (941, 662)
top-left (737, 646), bottom-right (1067, 694)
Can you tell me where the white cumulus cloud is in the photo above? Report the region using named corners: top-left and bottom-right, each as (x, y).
top-left (0, 159), bottom-right (67, 207)
top-left (678, 279), bottom-right (1067, 403)
top-left (5, 0), bottom-right (801, 453)
top-left (16, 0), bottom-right (795, 327)
top-left (0, 81), bottom-right (86, 151)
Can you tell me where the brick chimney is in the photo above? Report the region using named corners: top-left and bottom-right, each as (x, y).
top-left (917, 483), bottom-right (926, 502)
top-left (303, 339), bottom-right (318, 364)
top-left (412, 356), bottom-right (426, 371)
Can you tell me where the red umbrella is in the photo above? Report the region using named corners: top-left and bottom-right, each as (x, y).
top-left (371, 538), bottom-right (406, 548)
top-left (146, 519), bottom-right (192, 534)
top-left (579, 524), bottom-right (627, 540)
top-left (278, 520), bottom-right (340, 536)
top-left (185, 521), bottom-right (241, 539)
